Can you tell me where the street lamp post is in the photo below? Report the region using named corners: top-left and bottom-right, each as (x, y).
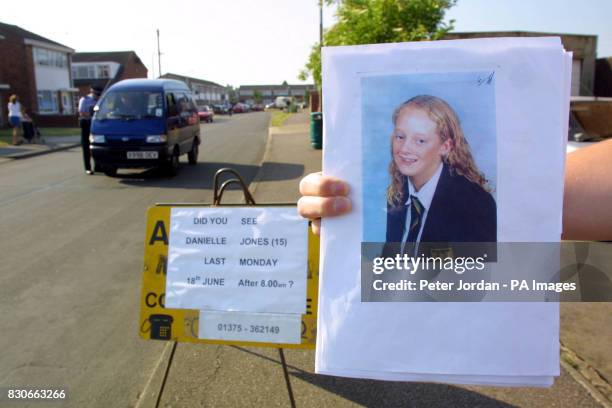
top-left (319, 0), bottom-right (323, 46)
top-left (157, 29), bottom-right (162, 78)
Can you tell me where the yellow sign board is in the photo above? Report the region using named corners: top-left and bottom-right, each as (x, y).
top-left (139, 205), bottom-right (319, 349)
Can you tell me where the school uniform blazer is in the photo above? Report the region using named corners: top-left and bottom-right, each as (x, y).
top-left (386, 164), bottom-right (497, 244)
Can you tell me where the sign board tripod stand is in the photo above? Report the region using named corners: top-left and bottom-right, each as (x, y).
top-left (140, 168), bottom-right (319, 407)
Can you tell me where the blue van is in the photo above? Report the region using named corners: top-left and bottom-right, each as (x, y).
top-left (90, 79), bottom-right (200, 176)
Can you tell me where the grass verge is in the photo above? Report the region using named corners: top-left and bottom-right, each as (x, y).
top-left (270, 111), bottom-right (293, 127)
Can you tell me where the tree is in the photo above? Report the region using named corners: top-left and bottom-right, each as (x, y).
top-left (253, 90), bottom-right (263, 104)
top-left (299, 0), bottom-right (456, 87)
top-left (226, 85), bottom-right (239, 104)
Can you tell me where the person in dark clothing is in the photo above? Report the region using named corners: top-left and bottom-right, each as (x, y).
top-left (78, 86), bottom-right (102, 174)
top-left (21, 109), bottom-right (42, 144)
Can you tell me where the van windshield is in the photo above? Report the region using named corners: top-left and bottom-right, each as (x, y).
top-left (96, 91), bottom-right (164, 120)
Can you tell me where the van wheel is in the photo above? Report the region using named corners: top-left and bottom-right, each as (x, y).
top-left (188, 140), bottom-right (199, 165)
top-left (166, 148), bottom-right (180, 176)
top-left (103, 166), bottom-right (117, 177)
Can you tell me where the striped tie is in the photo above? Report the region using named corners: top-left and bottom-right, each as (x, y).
top-left (406, 195), bottom-right (424, 243)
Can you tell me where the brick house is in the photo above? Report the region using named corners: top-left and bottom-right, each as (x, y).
top-left (0, 21), bottom-right (77, 127)
top-left (71, 51), bottom-right (148, 97)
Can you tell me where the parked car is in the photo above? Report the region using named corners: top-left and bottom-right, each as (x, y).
top-left (252, 104), bottom-right (264, 111)
top-left (198, 105), bottom-right (214, 123)
top-left (90, 79), bottom-right (201, 177)
top-left (232, 103), bottom-right (248, 113)
top-left (212, 104), bottom-right (229, 114)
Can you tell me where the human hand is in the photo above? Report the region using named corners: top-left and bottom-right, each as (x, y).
top-left (297, 172), bottom-right (352, 235)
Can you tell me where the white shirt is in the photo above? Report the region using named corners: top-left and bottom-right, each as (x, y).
top-left (401, 163), bottom-right (444, 245)
top-left (8, 101), bottom-right (22, 118)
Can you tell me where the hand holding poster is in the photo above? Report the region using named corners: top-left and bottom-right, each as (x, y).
top-left (317, 37), bottom-right (572, 386)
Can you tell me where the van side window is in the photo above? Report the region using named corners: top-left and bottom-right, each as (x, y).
top-left (166, 93), bottom-right (177, 116)
top-left (185, 94), bottom-right (198, 113)
top-left (174, 92), bottom-right (194, 117)
top-left (174, 92), bottom-right (198, 116)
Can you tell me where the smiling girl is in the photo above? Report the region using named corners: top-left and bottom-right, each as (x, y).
top-left (386, 95), bottom-right (496, 243)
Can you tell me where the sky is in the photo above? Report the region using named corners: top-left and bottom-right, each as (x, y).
top-left (3, 0), bottom-right (611, 87)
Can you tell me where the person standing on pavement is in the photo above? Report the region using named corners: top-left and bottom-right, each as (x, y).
top-left (7, 94), bottom-right (24, 145)
top-left (78, 86), bottom-right (102, 174)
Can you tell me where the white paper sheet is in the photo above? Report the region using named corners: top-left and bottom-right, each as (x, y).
top-left (165, 207), bottom-right (308, 313)
top-left (318, 37), bottom-right (571, 386)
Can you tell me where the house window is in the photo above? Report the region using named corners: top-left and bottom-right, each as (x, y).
top-left (61, 92), bottom-right (73, 114)
top-left (35, 48), bottom-right (50, 66)
top-left (76, 66), bottom-right (86, 78)
top-left (97, 65), bottom-right (110, 78)
top-left (54, 53), bottom-right (67, 68)
top-left (74, 65), bottom-right (96, 79)
top-left (35, 48), bottom-right (67, 68)
top-left (37, 91), bottom-right (59, 114)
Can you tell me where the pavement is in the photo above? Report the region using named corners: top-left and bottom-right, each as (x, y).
top-left (5, 113), bottom-right (611, 407)
top-left (0, 135), bottom-right (80, 163)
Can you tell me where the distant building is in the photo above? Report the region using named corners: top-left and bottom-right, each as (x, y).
top-left (0, 21), bottom-right (77, 127)
top-left (160, 73), bottom-right (227, 106)
top-left (445, 31), bottom-right (597, 96)
top-left (72, 51), bottom-right (148, 97)
top-left (238, 83), bottom-right (315, 105)
top-left (595, 57), bottom-right (612, 97)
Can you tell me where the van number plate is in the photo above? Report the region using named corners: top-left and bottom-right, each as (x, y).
top-left (127, 151), bottom-right (158, 159)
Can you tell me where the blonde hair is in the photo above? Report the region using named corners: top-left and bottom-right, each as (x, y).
top-left (9, 94), bottom-right (18, 104)
top-left (387, 95), bottom-right (489, 206)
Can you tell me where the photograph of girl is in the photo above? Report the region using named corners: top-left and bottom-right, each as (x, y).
top-left (386, 94), bottom-right (496, 244)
